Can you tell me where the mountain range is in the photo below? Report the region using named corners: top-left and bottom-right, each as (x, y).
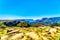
top-left (15, 17), bottom-right (60, 25)
top-left (1, 17), bottom-right (60, 26)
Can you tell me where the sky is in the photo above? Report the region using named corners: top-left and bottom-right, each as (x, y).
top-left (0, 0), bottom-right (60, 19)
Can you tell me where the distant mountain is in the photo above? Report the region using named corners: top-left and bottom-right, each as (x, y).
top-left (1, 17), bottom-right (60, 26)
top-left (34, 17), bottom-right (60, 25)
top-left (15, 19), bottom-right (34, 24)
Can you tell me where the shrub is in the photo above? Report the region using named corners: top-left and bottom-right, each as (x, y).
top-left (50, 23), bottom-right (60, 27)
top-left (31, 23), bottom-right (43, 27)
top-left (17, 22), bottom-right (30, 27)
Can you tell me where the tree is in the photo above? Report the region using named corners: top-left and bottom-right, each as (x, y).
top-left (17, 22), bottom-right (30, 27)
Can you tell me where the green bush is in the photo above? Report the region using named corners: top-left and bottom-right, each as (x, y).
top-left (0, 23), bottom-right (7, 28)
top-left (31, 23), bottom-right (43, 27)
top-left (17, 22), bottom-right (30, 27)
top-left (50, 23), bottom-right (60, 27)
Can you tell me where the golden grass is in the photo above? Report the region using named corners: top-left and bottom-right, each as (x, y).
top-left (0, 26), bottom-right (60, 40)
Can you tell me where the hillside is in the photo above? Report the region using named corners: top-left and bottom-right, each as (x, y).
top-left (0, 17), bottom-right (60, 40)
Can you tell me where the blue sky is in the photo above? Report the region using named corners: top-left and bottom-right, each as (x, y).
top-left (0, 0), bottom-right (60, 19)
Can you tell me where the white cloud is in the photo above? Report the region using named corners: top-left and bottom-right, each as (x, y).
top-left (0, 15), bottom-right (60, 20)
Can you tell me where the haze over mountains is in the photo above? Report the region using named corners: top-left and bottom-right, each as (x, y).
top-left (15, 17), bottom-right (60, 25)
top-left (0, 17), bottom-right (60, 25)
top-left (5, 17), bottom-right (60, 25)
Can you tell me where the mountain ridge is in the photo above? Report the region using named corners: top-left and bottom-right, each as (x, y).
top-left (1, 17), bottom-right (60, 25)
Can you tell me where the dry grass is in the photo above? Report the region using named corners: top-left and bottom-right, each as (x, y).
top-left (0, 26), bottom-right (60, 40)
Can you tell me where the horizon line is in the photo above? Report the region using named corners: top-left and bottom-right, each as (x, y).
top-left (0, 16), bottom-right (60, 20)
